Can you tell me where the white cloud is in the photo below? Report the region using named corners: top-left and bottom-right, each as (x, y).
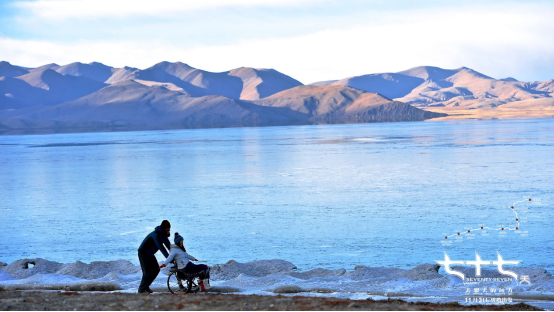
top-left (2, 3), bottom-right (553, 82)
top-left (0, 37), bottom-right (180, 68)
top-left (13, 0), bottom-right (318, 19)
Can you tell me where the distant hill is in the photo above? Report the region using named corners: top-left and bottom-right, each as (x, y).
top-left (28, 63), bottom-right (60, 73)
top-left (118, 61), bottom-right (231, 97)
top-left (397, 66), bottom-right (460, 81)
top-left (0, 80), bottom-right (308, 131)
top-left (55, 62), bottom-right (114, 83)
top-left (7, 60), bottom-right (552, 133)
top-left (0, 80), bottom-right (443, 132)
top-left (310, 66), bottom-right (553, 110)
top-left (12, 69), bottom-right (108, 106)
top-left (500, 77), bottom-right (518, 82)
top-left (107, 61), bottom-right (302, 100)
top-left (105, 66), bottom-right (138, 84)
top-left (228, 67), bottom-right (302, 100)
top-left (0, 61), bottom-right (29, 78)
top-left (1, 69), bottom-right (107, 108)
top-left (18, 61), bottom-right (303, 102)
top-left (0, 76), bottom-right (49, 109)
top-left (328, 73), bottom-right (424, 99)
top-left (256, 85), bottom-right (445, 123)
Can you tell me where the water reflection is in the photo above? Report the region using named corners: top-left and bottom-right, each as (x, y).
top-left (0, 119), bottom-right (553, 271)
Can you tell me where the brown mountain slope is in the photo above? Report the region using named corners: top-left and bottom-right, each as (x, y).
top-left (0, 82), bottom-right (445, 132)
top-left (256, 85), bottom-right (445, 123)
top-left (0, 80), bottom-right (307, 130)
top-left (104, 66), bottom-right (138, 84)
top-left (392, 67), bottom-right (553, 110)
top-left (105, 62), bottom-right (303, 101)
top-left (308, 66), bottom-right (553, 116)
top-left (228, 67), bottom-right (303, 100)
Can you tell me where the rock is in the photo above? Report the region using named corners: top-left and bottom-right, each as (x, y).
top-left (343, 266), bottom-right (404, 281)
top-left (2, 259), bottom-right (64, 279)
top-left (1, 258), bottom-right (139, 280)
top-left (271, 285), bottom-right (303, 294)
top-left (56, 260), bottom-right (140, 279)
top-left (399, 264), bottom-right (442, 281)
top-left (206, 286), bottom-right (240, 293)
top-left (210, 259), bottom-right (297, 280)
top-left (289, 268), bottom-right (346, 280)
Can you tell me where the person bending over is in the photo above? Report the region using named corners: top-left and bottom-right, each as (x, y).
top-left (160, 232), bottom-right (211, 290)
top-left (137, 220), bottom-right (171, 294)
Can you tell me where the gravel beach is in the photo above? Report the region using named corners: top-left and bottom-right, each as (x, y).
top-left (0, 291), bottom-right (544, 311)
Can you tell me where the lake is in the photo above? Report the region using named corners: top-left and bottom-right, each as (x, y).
top-left (1, 118), bottom-right (553, 271)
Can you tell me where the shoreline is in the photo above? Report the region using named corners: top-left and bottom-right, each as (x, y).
top-left (424, 107), bottom-right (554, 121)
top-left (2, 258), bottom-right (553, 310)
top-left (0, 290), bottom-right (545, 311)
top-left (1, 112), bottom-right (552, 136)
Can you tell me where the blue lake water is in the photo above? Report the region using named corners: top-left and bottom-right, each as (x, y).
top-left (1, 118), bottom-right (553, 272)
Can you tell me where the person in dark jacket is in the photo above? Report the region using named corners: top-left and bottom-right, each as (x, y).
top-left (137, 220), bottom-right (171, 293)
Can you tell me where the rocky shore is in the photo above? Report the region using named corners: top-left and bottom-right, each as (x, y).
top-left (0, 291), bottom-right (544, 311)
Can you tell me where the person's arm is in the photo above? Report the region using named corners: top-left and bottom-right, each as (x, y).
top-left (162, 248), bottom-right (177, 266)
top-left (163, 237), bottom-right (171, 256)
top-left (184, 251), bottom-right (197, 261)
top-left (153, 233), bottom-right (170, 258)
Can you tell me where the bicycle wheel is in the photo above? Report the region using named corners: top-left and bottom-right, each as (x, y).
top-left (167, 271), bottom-right (187, 294)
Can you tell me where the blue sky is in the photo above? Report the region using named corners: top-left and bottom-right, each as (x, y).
top-left (0, 0), bottom-right (553, 83)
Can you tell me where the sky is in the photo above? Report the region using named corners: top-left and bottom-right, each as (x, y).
top-left (0, 0), bottom-right (553, 83)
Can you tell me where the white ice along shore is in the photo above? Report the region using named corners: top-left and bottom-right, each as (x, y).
top-left (1, 258), bottom-right (553, 308)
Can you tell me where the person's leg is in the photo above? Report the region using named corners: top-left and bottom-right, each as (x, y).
top-left (144, 254), bottom-right (160, 290)
top-left (185, 262), bottom-right (211, 289)
top-left (184, 262), bottom-right (205, 274)
top-left (199, 264), bottom-right (209, 278)
top-left (138, 252), bottom-right (149, 293)
top-left (201, 265), bottom-right (211, 288)
top-left (191, 264), bottom-right (209, 277)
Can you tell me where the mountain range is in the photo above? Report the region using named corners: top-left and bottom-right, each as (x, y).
top-left (314, 66), bottom-right (554, 112)
top-left (1, 60), bottom-right (551, 133)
